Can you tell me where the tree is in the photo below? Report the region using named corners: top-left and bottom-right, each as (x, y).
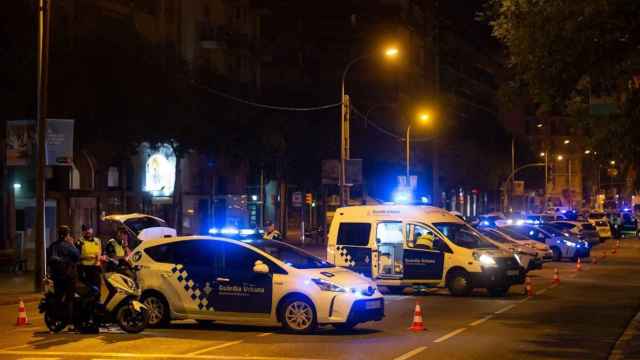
top-left (484, 0), bottom-right (640, 191)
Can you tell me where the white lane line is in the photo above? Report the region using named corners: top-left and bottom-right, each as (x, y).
top-left (550, 283), bottom-right (559, 289)
top-left (393, 346), bottom-right (428, 360)
top-left (256, 332), bottom-right (273, 337)
top-left (494, 304), bottom-right (516, 314)
top-left (537, 288), bottom-right (548, 295)
top-left (0, 350), bottom-right (324, 360)
top-left (187, 340), bottom-right (244, 356)
top-left (433, 328), bottom-right (467, 343)
top-left (469, 314), bottom-right (493, 327)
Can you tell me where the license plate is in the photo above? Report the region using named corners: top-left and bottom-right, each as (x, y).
top-left (507, 270), bottom-right (519, 276)
top-left (365, 300), bottom-right (382, 310)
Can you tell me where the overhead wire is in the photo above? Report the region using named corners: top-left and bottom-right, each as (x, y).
top-left (351, 105), bottom-right (434, 142)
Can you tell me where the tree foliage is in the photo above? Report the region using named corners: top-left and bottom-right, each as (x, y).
top-left (484, 0), bottom-right (640, 188)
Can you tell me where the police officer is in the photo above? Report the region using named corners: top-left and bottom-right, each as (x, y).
top-left (76, 224), bottom-right (102, 291)
top-left (105, 227), bottom-right (129, 268)
top-left (47, 225), bottom-right (79, 322)
top-left (263, 220), bottom-right (282, 240)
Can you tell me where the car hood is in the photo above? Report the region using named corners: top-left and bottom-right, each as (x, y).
top-left (297, 267), bottom-right (374, 288)
top-left (474, 248), bottom-right (513, 258)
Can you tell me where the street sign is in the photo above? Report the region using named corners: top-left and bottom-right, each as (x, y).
top-left (321, 160), bottom-right (340, 185)
top-left (512, 181), bottom-right (525, 196)
top-left (292, 191), bottom-right (303, 207)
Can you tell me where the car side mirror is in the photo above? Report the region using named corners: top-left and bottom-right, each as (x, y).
top-left (253, 260), bottom-right (270, 274)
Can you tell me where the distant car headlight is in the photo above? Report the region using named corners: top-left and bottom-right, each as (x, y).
top-left (311, 278), bottom-right (346, 292)
top-left (562, 240), bottom-right (577, 247)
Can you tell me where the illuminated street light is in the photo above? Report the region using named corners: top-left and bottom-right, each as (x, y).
top-left (539, 152), bottom-right (546, 157)
top-left (384, 47), bottom-right (399, 58)
top-left (339, 44), bottom-right (400, 206)
top-left (557, 155), bottom-right (564, 161)
top-left (610, 160), bottom-right (616, 165)
top-left (406, 111), bottom-right (431, 178)
top-left (584, 150), bottom-right (591, 155)
top-left (564, 139), bottom-right (571, 145)
top-left (537, 123), bottom-right (543, 128)
top-left (418, 112), bottom-right (430, 122)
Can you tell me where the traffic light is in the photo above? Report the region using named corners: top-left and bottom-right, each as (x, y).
top-left (305, 193), bottom-right (313, 205)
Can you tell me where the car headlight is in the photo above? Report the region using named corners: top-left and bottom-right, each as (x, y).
top-left (311, 278), bottom-right (346, 292)
top-left (474, 252), bottom-right (497, 266)
top-left (563, 240), bottom-right (577, 247)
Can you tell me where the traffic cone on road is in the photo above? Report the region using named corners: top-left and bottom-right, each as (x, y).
top-left (552, 268), bottom-right (560, 285)
top-left (576, 258), bottom-right (582, 272)
top-left (16, 299), bottom-right (28, 326)
top-left (408, 302), bottom-right (426, 331)
top-left (525, 276), bottom-right (534, 296)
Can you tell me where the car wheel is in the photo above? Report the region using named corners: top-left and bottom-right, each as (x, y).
top-left (551, 247), bottom-right (562, 262)
top-left (141, 293), bottom-right (169, 327)
top-left (487, 286), bottom-right (510, 297)
top-left (447, 270), bottom-right (472, 297)
top-left (281, 297), bottom-right (317, 334)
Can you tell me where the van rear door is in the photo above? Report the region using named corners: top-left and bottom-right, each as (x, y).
top-left (333, 222), bottom-right (373, 277)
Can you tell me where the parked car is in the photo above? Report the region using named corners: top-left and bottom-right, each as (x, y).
top-left (551, 221), bottom-right (601, 245)
top-left (478, 228), bottom-right (542, 271)
top-left (487, 226), bottom-right (553, 262)
top-left (586, 213), bottom-right (612, 240)
top-left (500, 224), bottom-right (589, 261)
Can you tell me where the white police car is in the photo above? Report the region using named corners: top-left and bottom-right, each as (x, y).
top-left (131, 236), bottom-right (384, 333)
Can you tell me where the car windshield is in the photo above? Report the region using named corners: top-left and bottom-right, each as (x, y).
top-left (434, 223), bottom-right (497, 249)
top-left (495, 227), bottom-right (530, 241)
top-left (539, 225), bottom-right (568, 237)
top-left (588, 213), bottom-right (605, 219)
top-left (124, 217), bottom-right (168, 235)
top-left (249, 240), bottom-right (334, 269)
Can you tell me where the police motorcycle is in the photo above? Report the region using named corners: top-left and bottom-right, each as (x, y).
top-left (39, 259), bottom-right (148, 334)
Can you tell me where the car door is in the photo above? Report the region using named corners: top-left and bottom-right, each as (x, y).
top-left (208, 242), bottom-right (274, 316)
top-left (403, 223), bottom-right (447, 281)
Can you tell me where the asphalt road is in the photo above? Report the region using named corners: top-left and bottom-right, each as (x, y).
top-left (0, 238), bottom-right (639, 360)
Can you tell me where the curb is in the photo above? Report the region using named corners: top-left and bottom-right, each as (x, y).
top-left (609, 308), bottom-right (640, 360)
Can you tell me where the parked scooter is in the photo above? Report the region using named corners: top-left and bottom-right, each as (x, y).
top-left (39, 259), bottom-right (148, 333)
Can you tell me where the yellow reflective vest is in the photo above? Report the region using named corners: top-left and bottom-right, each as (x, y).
top-left (107, 238), bottom-right (125, 257)
top-left (79, 237), bottom-right (101, 266)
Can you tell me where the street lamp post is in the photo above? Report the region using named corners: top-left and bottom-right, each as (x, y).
top-left (338, 47), bottom-right (398, 206)
top-left (405, 113), bottom-right (430, 180)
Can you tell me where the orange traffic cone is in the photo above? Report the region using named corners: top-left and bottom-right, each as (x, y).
top-left (525, 276), bottom-right (534, 296)
top-left (576, 258), bottom-right (582, 272)
top-left (408, 302), bottom-right (426, 331)
top-left (552, 268), bottom-right (560, 285)
top-left (16, 299), bottom-right (28, 326)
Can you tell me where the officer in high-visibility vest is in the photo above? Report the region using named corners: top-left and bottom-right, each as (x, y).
top-left (75, 224), bottom-right (102, 292)
top-left (263, 220), bottom-right (282, 240)
top-left (106, 227), bottom-right (130, 263)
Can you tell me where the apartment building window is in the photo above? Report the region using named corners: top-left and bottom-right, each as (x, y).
top-left (135, 0), bottom-right (156, 16)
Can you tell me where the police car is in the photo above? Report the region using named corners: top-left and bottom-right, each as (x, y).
top-left (131, 236), bottom-right (384, 333)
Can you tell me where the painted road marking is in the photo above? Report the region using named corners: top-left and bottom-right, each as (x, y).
top-left (187, 340), bottom-right (244, 356)
top-left (470, 315), bottom-right (493, 327)
top-left (609, 309), bottom-right (640, 360)
top-left (550, 283), bottom-right (559, 289)
top-left (257, 332), bottom-right (273, 337)
top-left (2, 337), bottom-right (66, 351)
top-left (494, 304), bottom-right (516, 314)
top-left (0, 350), bottom-right (324, 360)
top-left (393, 346), bottom-right (427, 360)
top-left (537, 288), bottom-right (548, 295)
top-left (433, 328), bottom-right (467, 343)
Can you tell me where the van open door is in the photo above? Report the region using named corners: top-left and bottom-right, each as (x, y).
top-left (375, 222), bottom-right (404, 279)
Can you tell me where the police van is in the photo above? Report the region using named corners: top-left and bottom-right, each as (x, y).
top-left (327, 205), bottom-right (525, 296)
top-left (132, 236), bottom-right (384, 333)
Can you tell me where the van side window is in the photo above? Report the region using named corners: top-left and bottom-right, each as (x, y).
top-left (337, 223), bottom-right (371, 246)
top-left (406, 224), bottom-right (451, 252)
top-left (376, 222), bottom-right (403, 244)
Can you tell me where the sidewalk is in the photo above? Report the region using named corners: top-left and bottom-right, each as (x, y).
top-left (0, 272), bottom-right (40, 306)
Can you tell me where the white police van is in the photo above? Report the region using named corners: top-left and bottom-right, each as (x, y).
top-left (327, 205), bottom-right (525, 296)
top-left (131, 236), bottom-right (383, 333)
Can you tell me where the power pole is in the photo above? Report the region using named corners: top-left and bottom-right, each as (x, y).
top-left (35, 0), bottom-right (52, 291)
top-left (432, 0), bottom-right (440, 207)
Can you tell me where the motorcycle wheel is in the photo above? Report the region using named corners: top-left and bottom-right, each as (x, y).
top-left (116, 304), bottom-right (148, 334)
top-left (44, 311), bottom-right (66, 333)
